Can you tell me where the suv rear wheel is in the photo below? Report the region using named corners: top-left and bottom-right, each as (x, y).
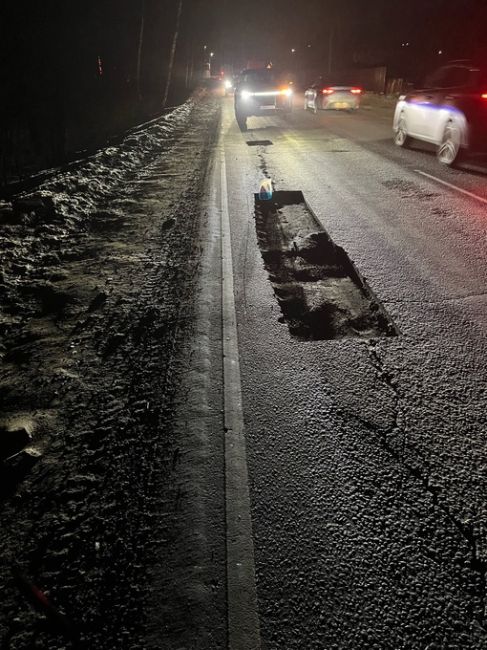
top-left (437, 122), bottom-right (464, 166)
top-left (394, 115), bottom-right (411, 147)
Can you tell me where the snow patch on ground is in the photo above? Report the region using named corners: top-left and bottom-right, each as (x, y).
top-left (0, 90), bottom-right (222, 648)
top-left (1, 98), bottom-right (195, 224)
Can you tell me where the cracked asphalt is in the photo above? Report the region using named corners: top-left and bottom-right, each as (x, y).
top-left (221, 95), bottom-right (487, 648)
top-left (1, 88), bottom-right (487, 649)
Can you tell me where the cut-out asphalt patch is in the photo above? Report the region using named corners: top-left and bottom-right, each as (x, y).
top-left (254, 191), bottom-right (398, 341)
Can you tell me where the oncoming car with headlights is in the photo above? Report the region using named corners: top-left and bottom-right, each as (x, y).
top-left (224, 77), bottom-right (235, 95)
top-left (234, 68), bottom-right (293, 131)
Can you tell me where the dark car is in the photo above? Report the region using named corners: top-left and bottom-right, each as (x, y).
top-left (393, 61), bottom-right (487, 165)
top-left (234, 68), bottom-right (293, 131)
top-left (304, 76), bottom-right (362, 112)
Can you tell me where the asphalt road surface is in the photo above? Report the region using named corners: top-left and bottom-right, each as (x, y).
top-left (1, 90), bottom-right (487, 650)
top-left (200, 94), bottom-right (487, 649)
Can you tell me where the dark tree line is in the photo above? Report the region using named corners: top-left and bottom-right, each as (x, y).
top-left (0, 0), bottom-right (209, 188)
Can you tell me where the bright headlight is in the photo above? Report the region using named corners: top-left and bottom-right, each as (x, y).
top-left (224, 79), bottom-right (232, 89)
top-left (283, 88), bottom-right (293, 97)
top-left (241, 90), bottom-right (252, 100)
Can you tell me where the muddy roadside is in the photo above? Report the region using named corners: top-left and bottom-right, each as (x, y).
top-left (0, 91), bottom-right (223, 649)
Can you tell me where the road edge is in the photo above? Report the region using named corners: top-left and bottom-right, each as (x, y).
top-left (220, 139), bottom-right (262, 650)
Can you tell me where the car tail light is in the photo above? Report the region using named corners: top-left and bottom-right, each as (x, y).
top-left (322, 88), bottom-right (334, 95)
top-left (482, 93), bottom-right (487, 99)
top-left (350, 88), bottom-right (362, 95)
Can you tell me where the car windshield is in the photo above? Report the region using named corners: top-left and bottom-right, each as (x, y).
top-left (239, 69), bottom-right (286, 86)
top-left (423, 65), bottom-right (487, 89)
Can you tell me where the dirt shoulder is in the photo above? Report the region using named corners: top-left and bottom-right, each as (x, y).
top-left (0, 91), bottom-right (222, 649)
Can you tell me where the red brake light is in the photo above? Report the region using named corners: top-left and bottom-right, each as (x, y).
top-left (351, 88), bottom-right (362, 95)
top-left (322, 87), bottom-right (334, 95)
top-left (482, 93), bottom-right (487, 99)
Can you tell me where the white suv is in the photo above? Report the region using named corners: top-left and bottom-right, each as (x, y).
top-left (393, 62), bottom-right (487, 166)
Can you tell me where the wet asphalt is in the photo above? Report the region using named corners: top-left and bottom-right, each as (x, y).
top-left (219, 95), bottom-right (487, 648)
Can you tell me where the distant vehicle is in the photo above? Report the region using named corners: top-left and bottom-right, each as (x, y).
top-left (393, 61), bottom-right (487, 166)
top-left (224, 77), bottom-right (235, 95)
top-left (234, 68), bottom-right (293, 131)
top-left (304, 77), bottom-right (362, 112)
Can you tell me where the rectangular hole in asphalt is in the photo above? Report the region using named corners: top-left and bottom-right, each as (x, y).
top-left (254, 191), bottom-right (399, 341)
top-left (246, 140), bottom-right (273, 147)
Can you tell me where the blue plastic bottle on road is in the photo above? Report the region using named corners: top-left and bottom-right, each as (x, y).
top-left (259, 178), bottom-right (273, 200)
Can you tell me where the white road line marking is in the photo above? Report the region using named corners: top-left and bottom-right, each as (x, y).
top-left (220, 145), bottom-right (261, 650)
top-left (415, 170), bottom-right (487, 205)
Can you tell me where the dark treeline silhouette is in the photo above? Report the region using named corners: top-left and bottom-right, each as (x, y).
top-left (0, 0), bottom-right (209, 188)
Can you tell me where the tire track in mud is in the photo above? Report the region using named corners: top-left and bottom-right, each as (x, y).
top-left (0, 96), bottom-right (222, 649)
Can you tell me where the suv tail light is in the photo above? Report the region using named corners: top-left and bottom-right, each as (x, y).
top-left (351, 88), bottom-right (362, 95)
top-left (322, 88), bottom-right (334, 95)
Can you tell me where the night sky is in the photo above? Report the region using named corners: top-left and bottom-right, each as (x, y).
top-left (207, 0), bottom-right (487, 76)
